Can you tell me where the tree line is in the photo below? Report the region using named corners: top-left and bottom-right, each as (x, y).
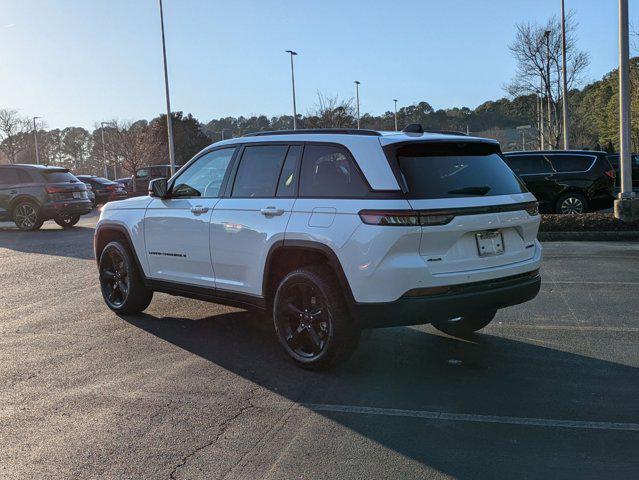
top-left (1, 13), bottom-right (637, 176)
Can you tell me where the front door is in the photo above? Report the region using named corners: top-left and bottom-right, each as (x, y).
top-left (210, 144), bottom-right (301, 296)
top-left (144, 147), bottom-right (237, 287)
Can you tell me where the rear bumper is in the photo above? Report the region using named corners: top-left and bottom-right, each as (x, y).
top-left (351, 271), bottom-right (541, 328)
top-left (41, 200), bottom-right (92, 219)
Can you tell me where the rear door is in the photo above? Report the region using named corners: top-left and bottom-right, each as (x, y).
top-left (0, 168), bottom-right (20, 218)
top-left (210, 143), bottom-right (300, 296)
top-left (392, 142), bottom-right (538, 275)
top-left (144, 147), bottom-right (236, 287)
top-left (505, 154), bottom-right (559, 208)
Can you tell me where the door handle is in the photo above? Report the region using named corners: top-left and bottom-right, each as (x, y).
top-left (260, 206), bottom-right (285, 217)
top-left (190, 206), bottom-right (209, 215)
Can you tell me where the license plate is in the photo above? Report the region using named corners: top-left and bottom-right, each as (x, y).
top-left (73, 191), bottom-right (86, 199)
top-left (476, 230), bottom-right (504, 256)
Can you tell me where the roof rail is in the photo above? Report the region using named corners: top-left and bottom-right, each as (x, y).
top-left (402, 123), bottom-right (468, 136)
top-left (243, 128), bottom-right (381, 137)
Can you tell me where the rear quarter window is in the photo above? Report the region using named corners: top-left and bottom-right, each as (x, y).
top-left (548, 154), bottom-right (595, 172)
top-left (394, 143), bottom-right (527, 199)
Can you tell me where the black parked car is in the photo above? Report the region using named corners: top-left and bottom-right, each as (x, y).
top-left (0, 164), bottom-right (92, 230)
top-left (502, 151), bottom-right (616, 214)
top-left (605, 153), bottom-right (639, 190)
top-left (76, 175), bottom-right (128, 206)
top-left (132, 164), bottom-right (184, 195)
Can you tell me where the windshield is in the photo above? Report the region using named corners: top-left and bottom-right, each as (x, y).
top-left (393, 143), bottom-right (527, 198)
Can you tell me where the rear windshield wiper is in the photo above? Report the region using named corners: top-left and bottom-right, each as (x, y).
top-left (447, 186), bottom-right (491, 196)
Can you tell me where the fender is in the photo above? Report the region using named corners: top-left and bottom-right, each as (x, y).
top-left (262, 239), bottom-right (355, 305)
top-left (94, 222), bottom-right (146, 278)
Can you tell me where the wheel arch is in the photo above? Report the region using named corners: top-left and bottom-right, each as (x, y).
top-left (94, 223), bottom-right (146, 279)
top-left (263, 240), bottom-right (355, 310)
top-left (9, 194), bottom-right (42, 213)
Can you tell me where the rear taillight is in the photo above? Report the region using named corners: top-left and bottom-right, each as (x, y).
top-left (105, 184), bottom-right (118, 191)
top-left (604, 169), bottom-right (616, 179)
top-left (525, 202), bottom-right (539, 216)
top-left (359, 210), bottom-right (454, 227)
top-left (45, 185), bottom-right (68, 194)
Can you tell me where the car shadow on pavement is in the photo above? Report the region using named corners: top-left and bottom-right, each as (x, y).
top-left (122, 310), bottom-right (639, 479)
top-left (0, 226), bottom-right (95, 260)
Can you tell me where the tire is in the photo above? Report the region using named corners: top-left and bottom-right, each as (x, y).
top-left (556, 192), bottom-right (588, 214)
top-left (54, 214), bottom-right (80, 229)
top-left (12, 200), bottom-right (43, 231)
top-left (98, 241), bottom-right (153, 314)
top-left (273, 265), bottom-right (360, 370)
top-left (432, 310), bottom-right (497, 337)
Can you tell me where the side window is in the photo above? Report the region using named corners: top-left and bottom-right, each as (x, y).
top-left (172, 148), bottom-right (236, 198)
top-left (299, 144), bottom-right (369, 197)
top-left (276, 145), bottom-right (302, 197)
top-left (549, 154), bottom-right (594, 172)
top-left (507, 155), bottom-right (554, 175)
top-left (135, 168), bottom-right (149, 179)
top-left (0, 168), bottom-right (20, 185)
top-left (232, 145), bottom-right (288, 198)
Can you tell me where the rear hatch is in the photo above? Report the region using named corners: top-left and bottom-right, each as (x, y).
top-left (384, 140), bottom-right (539, 275)
top-left (43, 169), bottom-right (88, 201)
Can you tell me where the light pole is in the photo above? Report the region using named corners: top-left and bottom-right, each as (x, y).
top-left (544, 30), bottom-right (552, 150)
top-left (354, 81), bottom-right (361, 129)
top-left (560, 0), bottom-right (570, 149)
top-left (517, 125), bottom-right (532, 151)
top-left (285, 50), bottom-right (298, 130)
top-left (158, 0), bottom-right (176, 176)
top-left (393, 99), bottom-right (398, 131)
top-left (32, 116), bottom-right (41, 165)
top-left (539, 76), bottom-right (545, 149)
top-left (614, 0), bottom-right (638, 221)
top-left (100, 122), bottom-right (111, 179)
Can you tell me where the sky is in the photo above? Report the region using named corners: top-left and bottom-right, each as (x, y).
top-left (0, 0), bottom-right (634, 130)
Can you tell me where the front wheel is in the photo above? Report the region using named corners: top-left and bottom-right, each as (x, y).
top-left (99, 241), bottom-right (153, 314)
top-left (432, 310), bottom-right (497, 336)
top-left (273, 265), bottom-right (360, 370)
top-left (54, 214), bottom-right (80, 228)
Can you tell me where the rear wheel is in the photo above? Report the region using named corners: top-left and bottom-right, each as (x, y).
top-left (556, 192), bottom-right (588, 214)
top-left (99, 241), bottom-right (153, 314)
top-left (12, 200), bottom-right (43, 231)
top-left (54, 214), bottom-right (80, 228)
top-left (273, 265), bottom-right (360, 370)
top-left (432, 310), bottom-right (497, 336)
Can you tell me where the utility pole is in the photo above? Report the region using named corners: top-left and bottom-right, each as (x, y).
top-left (544, 30), bottom-right (552, 150)
top-left (539, 76), bottom-right (545, 150)
top-left (32, 117), bottom-right (41, 165)
top-left (615, 0), bottom-right (639, 221)
top-left (561, 0), bottom-right (570, 149)
top-left (158, 0), bottom-right (176, 176)
top-left (285, 50), bottom-right (298, 130)
top-left (393, 99), bottom-right (398, 131)
top-left (100, 122), bottom-right (110, 179)
top-left (354, 81), bottom-right (361, 129)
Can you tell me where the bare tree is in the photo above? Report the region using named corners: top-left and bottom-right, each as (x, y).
top-left (0, 109), bottom-right (30, 163)
top-left (304, 92), bottom-right (356, 128)
top-left (507, 12), bottom-right (589, 149)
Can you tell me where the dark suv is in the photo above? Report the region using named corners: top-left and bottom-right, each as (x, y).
top-left (605, 153), bottom-right (639, 190)
top-left (76, 175), bottom-right (128, 206)
top-left (0, 164), bottom-right (92, 230)
top-left (132, 165), bottom-right (183, 195)
top-left (502, 151), bottom-right (615, 214)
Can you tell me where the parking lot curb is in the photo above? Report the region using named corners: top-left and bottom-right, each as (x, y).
top-left (538, 231), bottom-right (639, 241)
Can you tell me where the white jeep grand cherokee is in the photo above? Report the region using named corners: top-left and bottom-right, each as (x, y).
top-left (95, 125), bottom-right (542, 369)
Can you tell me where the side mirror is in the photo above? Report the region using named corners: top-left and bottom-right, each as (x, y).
top-left (149, 178), bottom-right (168, 198)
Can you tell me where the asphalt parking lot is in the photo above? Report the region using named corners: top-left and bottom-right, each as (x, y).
top-left (0, 214), bottom-right (638, 479)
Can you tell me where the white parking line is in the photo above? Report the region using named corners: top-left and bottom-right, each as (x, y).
top-left (490, 324), bottom-right (639, 332)
top-left (303, 404), bottom-right (639, 432)
top-left (544, 280), bottom-right (639, 286)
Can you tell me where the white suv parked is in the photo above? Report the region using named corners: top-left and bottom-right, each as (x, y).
top-left (95, 125), bottom-right (542, 369)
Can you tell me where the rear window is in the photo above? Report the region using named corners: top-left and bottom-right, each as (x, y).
top-left (548, 154), bottom-right (595, 172)
top-left (90, 177), bottom-right (114, 184)
top-left (42, 171), bottom-right (79, 183)
top-left (394, 143), bottom-right (527, 198)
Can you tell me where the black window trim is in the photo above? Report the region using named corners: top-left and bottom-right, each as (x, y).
top-left (167, 145), bottom-right (240, 199)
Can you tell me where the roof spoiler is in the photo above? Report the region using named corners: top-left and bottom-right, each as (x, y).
top-left (402, 123), bottom-right (469, 136)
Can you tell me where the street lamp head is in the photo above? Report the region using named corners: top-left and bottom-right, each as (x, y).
top-left (354, 80), bottom-right (361, 85)
top-left (393, 99), bottom-right (398, 103)
top-left (33, 116), bottom-right (41, 120)
top-left (285, 50), bottom-right (297, 55)
top-left (544, 30), bottom-right (551, 38)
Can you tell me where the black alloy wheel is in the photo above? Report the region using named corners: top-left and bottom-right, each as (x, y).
top-left (275, 280), bottom-right (331, 360)
top-left (13, 201), bottom-right (43, 231)
top-left (54, 214), bottom-right (80, 228)
top-left (100, 246), bottom-right (131, 309)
